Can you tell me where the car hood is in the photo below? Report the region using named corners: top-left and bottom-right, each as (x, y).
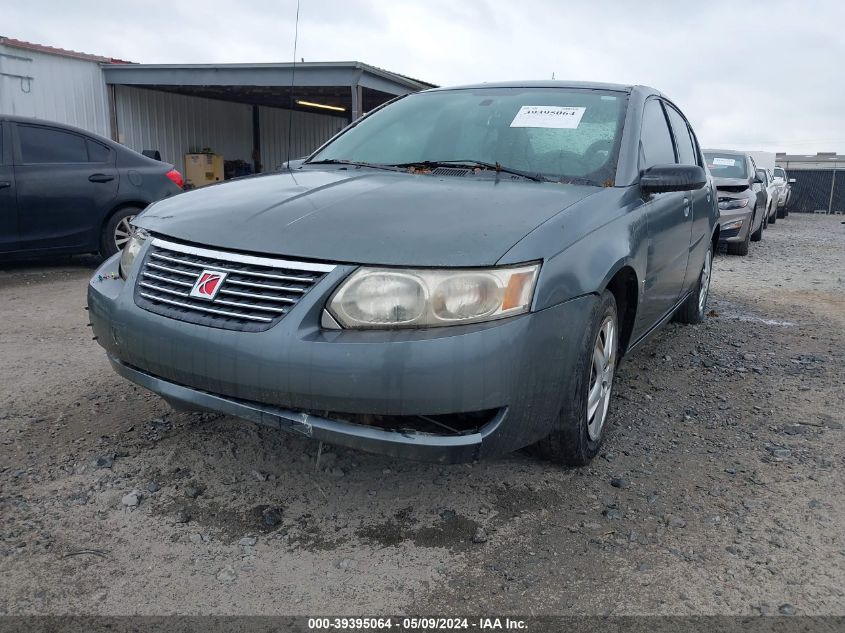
top-left (135, 168), bottom-right (600, 266)
top-left (713, 177), bottom-right (751, 191)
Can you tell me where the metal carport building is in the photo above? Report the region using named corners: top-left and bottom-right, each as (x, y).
top-left (102, 61), bottom-right (435, 175)
top-left (1, 37), bottom-right (435, 177)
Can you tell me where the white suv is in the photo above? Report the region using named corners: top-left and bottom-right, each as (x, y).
top-left (771, 167), bottom-right (791, 217)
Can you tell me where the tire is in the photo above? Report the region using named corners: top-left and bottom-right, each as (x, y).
top-left (674, 242), bottom-right (712, 325)
top-left (776, 207), bottom-right (785, 219)
top-left (100, 207), bottom-right (142, 258)
top-left (784, 207), bottom-right (789, 217)
top-left (769, 207), bottom-right (776, 224)
top-left (727, 226), bottom-right (750, 256)
top-left (762, 206), bottom-right (769, 230)
top-left (750, 209), bottom-right (763, 242)
top-left (534, 290), bottom-right (618, 466)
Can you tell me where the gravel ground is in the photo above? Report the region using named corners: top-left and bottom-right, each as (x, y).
top-left (0, 214), bottom-right (843, 616)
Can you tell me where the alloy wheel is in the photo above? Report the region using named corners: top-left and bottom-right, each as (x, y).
top-left (114, 215), bottom-right (137, 251)
top-left (698, 249), bottom-right (712, 314)
top-left (586, 315), bottom-right (617, 441)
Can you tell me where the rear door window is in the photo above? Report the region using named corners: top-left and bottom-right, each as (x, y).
top-left (18, 125), bottom-right (87, 164)
top-left (639, 99), bottom-right (677, 169)
top-left (86, 139), bottom-right (113, 163)
top-left (664, 104), bottom-right (698, 166)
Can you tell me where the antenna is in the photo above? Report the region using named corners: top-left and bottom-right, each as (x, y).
top-left (285, 0), bottom-right (301, 167)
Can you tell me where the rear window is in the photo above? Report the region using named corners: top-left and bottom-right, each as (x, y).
top-left (704, 152), bottom-right (748, 179)
top-left (19, 125), bottom-right (87, 164)
top-left (87, 139), bottom-right (113, 163)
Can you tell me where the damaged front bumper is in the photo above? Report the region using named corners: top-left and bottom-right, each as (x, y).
top-left (88, 254), bottom-right (592, 463)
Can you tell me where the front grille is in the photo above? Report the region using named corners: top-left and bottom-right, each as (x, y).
top-left (134, 238), bottom-right (334, 331)
top-left (720, 227), bottom-right (741, 239)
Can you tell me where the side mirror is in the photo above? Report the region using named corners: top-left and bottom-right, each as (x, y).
top-left (640, 164), bottom-right (707, 194)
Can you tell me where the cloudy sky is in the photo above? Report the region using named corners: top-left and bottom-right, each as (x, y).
top-left (6, 0), bottom-right (845, 154)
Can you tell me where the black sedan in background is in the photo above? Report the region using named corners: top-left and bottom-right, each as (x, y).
top-left (0, 116), bottom-right (183, 259)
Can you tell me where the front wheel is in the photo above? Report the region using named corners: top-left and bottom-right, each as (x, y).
top-left (101, 207), bottom-right (142, 258)
top-left (674, 242), bottom-right (712, 324)
top-left (750, 209), bottom-right (763, 242)
top-left (727, 228), bottom-right (750, 255)
top-left (534, 290), bottom-right (618, 466)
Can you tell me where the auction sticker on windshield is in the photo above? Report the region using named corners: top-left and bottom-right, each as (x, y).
top-left (712, 157), bottom-right (736, 166)
top-left (510, 105), bottom-right (585, 129)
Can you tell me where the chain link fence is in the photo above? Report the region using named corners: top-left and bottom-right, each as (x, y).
top-left (786, 169), bottom-right (844, 213)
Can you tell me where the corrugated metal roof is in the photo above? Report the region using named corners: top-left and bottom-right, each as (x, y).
top-left (103, 61), bottom-right (436, 92)
top-left (1, 36), bottom-right (435, 91)
top-left (776, 152), bottom-right (844, 162)
top-left (0, 36), bottom-right (133, 64)
top-left (776, 153), bottom-right (845, 171)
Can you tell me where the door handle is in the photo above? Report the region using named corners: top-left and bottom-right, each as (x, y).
top-left (88, 174), bottom-right (114, 183)
top-left (0, 181), bottom-right (10, 189)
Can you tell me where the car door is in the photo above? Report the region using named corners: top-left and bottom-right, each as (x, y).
top-left (12, 122), bottom-right (118, 252)
top-left (0, 122), bottom-right (19, 253)
top-left (634, 98), bottom-right (693, 334)
top-left (756, 169), bottom-right (769, 210)
top-left (748, 157), bottom-right (766, 211)
top-left (664, 103), bottom-right (711, 294)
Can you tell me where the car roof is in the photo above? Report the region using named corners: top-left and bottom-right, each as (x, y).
top-left (424, 80), bottom-right (641, 94)
top-left (0, 114), bottom-right (166, 166)
top-left (1, 115), bottom-right (117, 145)
top-left (702, 149), bottom-right (747, 156)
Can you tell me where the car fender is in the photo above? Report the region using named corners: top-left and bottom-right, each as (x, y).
top-left (498, 187), bottom-right (648, 312)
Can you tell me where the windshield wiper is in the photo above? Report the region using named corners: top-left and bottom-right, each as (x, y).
top-left (305, 159), bottom-right (404, 172)
top-left (389, 160), bottom-right (547, 183)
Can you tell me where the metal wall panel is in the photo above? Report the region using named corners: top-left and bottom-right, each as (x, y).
top-left (259, 106), bottom-right (346, 171)
top-left (114, 87), bottom-right (345, 175)
top-left (114, 85), bottom-right (253, 173)
top-left (0, 43), bottom-right (110, 136)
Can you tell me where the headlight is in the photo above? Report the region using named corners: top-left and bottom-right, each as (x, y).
top-left (118, 229), bottom-right (148, 280)
top-left (721, 219), bottom-right (744, 231)
top-left (327, 264), bottom-right (540, 329)
top-left (718, 198), bottom-right (749, 210)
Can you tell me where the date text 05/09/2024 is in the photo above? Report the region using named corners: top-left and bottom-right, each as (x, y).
top-left (307, 617), bottom-right (528, 630)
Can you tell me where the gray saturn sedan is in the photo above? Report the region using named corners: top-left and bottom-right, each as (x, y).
top-left (88, 82), bottom-right (719, 465)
